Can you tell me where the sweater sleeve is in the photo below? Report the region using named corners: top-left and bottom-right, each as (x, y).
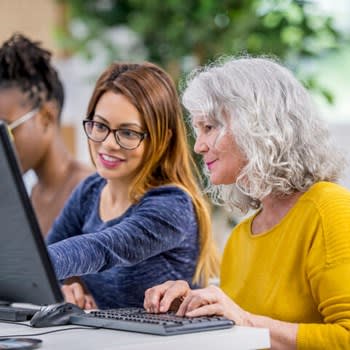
top-left (47, 186), bottom-right (196, 280)
top-left (297, 193), bottom-right (350, 349)
top-left (297, 264), bottom-right (350, 349)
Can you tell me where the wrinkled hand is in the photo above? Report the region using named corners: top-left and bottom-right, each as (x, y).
top-left (144, 280), bottom-right (191, 313)
top-left (177, 285), bottom-right (251, 326)
top-left (61, 277), bottom-right (97, 310)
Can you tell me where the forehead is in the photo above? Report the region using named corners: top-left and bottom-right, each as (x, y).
top-left (191, 112), bottom-right (222, 127)
top-left (95, 91), bottom-right (143, 125)
top-left (191, 109), bottom-right (212, 121)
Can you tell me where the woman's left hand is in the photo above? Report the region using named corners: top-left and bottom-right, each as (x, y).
top-left (177, 285), bottom-right (252, 326)
top-left (62, 277), bottom-right (97, 310)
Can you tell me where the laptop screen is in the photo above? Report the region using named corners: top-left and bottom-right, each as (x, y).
top-left (0, 121), bottom-right (63, 305)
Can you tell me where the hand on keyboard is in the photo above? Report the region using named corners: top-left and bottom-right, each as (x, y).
top-left (144, 280), bottom-right (190, 313)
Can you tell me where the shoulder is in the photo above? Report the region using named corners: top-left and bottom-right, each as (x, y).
top-left (136, 185), bottom-right (195, 217)
top-left (141, 185), bottom-right (193, 205)
top-left (303, 182), bottom-right (350, 265)
top-left (301, 181), bottom-right (350, 213)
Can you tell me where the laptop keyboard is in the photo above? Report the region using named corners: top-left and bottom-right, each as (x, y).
top-left (70, 307), bottom-right (234, 336)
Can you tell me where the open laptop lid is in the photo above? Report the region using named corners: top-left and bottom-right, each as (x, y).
top-left (0, 121), bottom-right (63, 305)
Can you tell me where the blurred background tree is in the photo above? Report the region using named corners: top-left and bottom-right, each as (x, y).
top-left (57, 0), bottom-right (346, 103)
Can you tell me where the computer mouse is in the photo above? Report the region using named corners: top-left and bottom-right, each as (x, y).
top-left (30, 302), bottom-right (84, 327)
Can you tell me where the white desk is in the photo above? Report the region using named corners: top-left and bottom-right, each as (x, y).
top-left (0, 322), bottom-right (270, 349)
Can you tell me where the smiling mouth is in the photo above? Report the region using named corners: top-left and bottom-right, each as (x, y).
top-left (101, 154), bottom-right (119, 162)
top-left (99, 154), bottom-right (125, 168)
top-left (206, 160), bottom-right (216, 170)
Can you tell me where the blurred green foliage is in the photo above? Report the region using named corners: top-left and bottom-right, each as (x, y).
top-left (56, 0), bottom-right (347, 209)
top-left (57, 0), bottom-right (346, 103)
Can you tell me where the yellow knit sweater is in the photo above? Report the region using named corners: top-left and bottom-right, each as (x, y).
top-left (220, 182), bottom-right (350, 349)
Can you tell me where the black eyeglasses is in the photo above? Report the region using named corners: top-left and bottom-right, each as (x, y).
top-left (83, 119), bottom-right (148, 150)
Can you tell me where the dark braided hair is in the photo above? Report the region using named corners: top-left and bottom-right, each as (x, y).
top-left (0, 33), bottom-right (64, 120)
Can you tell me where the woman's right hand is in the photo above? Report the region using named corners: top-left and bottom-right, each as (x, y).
top-left (144, 280), bottom-right (191, 313)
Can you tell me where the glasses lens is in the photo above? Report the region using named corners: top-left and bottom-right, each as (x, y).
top-left (115, 129), bottom-right (143, 149)
top-left (84, 121), bottom-right (108, 142)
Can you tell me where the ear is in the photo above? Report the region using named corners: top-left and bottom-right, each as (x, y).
top-left (37, 101), bottom-right (59, 130)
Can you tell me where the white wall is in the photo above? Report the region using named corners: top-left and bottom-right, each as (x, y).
top-left (329, 123), bottom-right (350, 189)
top-left (55, 57), bottom-right (98, 165)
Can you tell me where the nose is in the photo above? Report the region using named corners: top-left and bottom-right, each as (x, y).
top-left (102, 131), bottom-right (121, 149)
top-left (193, 135), bottom-right (208, 154)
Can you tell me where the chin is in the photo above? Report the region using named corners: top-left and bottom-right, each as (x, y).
top-left (96, 167), bottom-right (116, 179)
top-left (210, 177), bottom-right (222, 186)
top-left (210, 175), bottom-right (236, 186)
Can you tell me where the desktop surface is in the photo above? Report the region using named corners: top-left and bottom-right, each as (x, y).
top-left (0, 321), bottom-right (270, 350)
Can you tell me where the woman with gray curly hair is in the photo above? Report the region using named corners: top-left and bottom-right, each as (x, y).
top-left (144, 57), bottom-right (350, 349)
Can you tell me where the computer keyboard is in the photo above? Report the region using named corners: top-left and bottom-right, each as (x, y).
top-left (70, 307), bottom-right (234, 336)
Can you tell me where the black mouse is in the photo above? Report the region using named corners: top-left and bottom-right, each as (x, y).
top-left (30, 302), bottom-right (84, 327)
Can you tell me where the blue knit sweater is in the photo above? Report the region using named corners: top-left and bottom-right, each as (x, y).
top-left (46, 173), bottom-right (199, 309)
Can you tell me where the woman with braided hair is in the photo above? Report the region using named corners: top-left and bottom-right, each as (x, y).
top-left (0, 33), bottom-right (92, 236)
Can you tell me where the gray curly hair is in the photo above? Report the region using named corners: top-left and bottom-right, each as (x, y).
top-left (182, 56), bottom-right (345, 214)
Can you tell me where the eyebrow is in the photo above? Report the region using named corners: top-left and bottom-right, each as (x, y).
top-left (192, 119), bottom-right (207, 128)
top-left (93, 114), bottom-right (143, 129)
